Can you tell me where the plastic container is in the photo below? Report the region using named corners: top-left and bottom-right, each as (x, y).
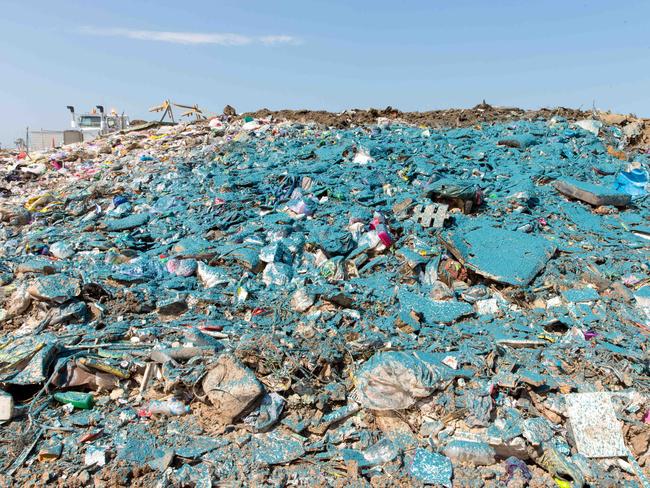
top-left (112, 195), bottom-right (128, 207)
top-left (53, 391), bottom-right (94, 409)
top-left (374, 224), bottom-right (393, 248)
top-left (442, 440), bottom-right (496, 466)
top-left (140, 398), bottom-right (190, 416)
top-left (614, 167), bottom-right (648, 196)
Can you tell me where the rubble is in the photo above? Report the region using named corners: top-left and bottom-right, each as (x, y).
top-left (353, 351), bottom-right (441, 410)
top-left (202, 353), bottom-right (265, 424)
top-left (554, 178), bottom-right (632, 207)
top-left (442, 218), bottom-right (557, 286)
top-left (0, 107), bottom-right (649, 486)
top-left (409, 448), bottom-right (454, 486)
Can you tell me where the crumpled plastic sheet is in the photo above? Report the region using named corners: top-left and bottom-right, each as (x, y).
top-left (352, 351), bottom-right (441, 410)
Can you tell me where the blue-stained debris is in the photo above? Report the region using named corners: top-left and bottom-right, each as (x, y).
top-left (399, 288), bottom-right (475, 324)
top-left (0, 111), bottom-right (648, 486)
top-left (244, 391), bottom-right (285, 432)
top-left (554, 178), bottom-right (632, 207)
top-left (562, 287), bottom-right (600, 303)
top-left (104, 213), bottom-right (150, 232)
top-left (252, 431), bottom-right (306, 465)
top-left (442, 217), bottom-right (557, 286)
top-left (408, 448), bottom-right (453, 486)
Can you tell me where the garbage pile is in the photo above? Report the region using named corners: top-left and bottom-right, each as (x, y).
top-left (0, 110), bottom-right (649, 487)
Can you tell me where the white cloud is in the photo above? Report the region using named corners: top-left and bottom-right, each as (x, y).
top-left (80, 27), bottom-right (299, 46)
top-left (259, 35), bottom-right (300, 46)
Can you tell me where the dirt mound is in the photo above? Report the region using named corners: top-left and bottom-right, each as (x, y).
top-left (241, 103), bottom-right (591, 128)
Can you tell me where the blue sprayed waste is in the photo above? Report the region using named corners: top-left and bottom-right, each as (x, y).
top-left (0, 111), bottom-right (648, 486)
top-left (408, 448), bottom-right (453, 487)
top-left (554, 177), bottom-right (632, 207)
top-left (442, 217), bottom-right (557, 286)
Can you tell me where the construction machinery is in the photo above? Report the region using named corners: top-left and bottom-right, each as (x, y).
top-left (67, 105), bottom-right (130, 139)
top-left (149, 100), bottom-right (208, 123)
top-left (25, 105), bottom-right (130, 152)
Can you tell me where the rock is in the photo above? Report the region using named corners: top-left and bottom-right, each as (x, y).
top-left (85, 446), bottom-right (106, 466)
top-left (598, 112), bottom-right (629, 125)
top-left (148, 449), bottom-right (175, 472)
top-left (628, 427), bottom-right (650, 458)
top-left (475, 298), bottom-right (500, 315)
top-left (109, 388), bottom-right (125, 401)
top-left (565, 392), bottom-right (627, 458)
top-left (77, 470), bottom-right (91, 485)
top-left (202, 354), bottom-right (264, 424)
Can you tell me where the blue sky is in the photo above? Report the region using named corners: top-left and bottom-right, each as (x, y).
top-left (1, 0), bottom-right (649, 147)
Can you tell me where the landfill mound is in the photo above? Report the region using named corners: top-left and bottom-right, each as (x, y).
top-left (0, 109), bottom-right (649, 487)
top-left (241, 104), bottom-right (592, 129)
top-left (240, 105), bottom-right (650, 147)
